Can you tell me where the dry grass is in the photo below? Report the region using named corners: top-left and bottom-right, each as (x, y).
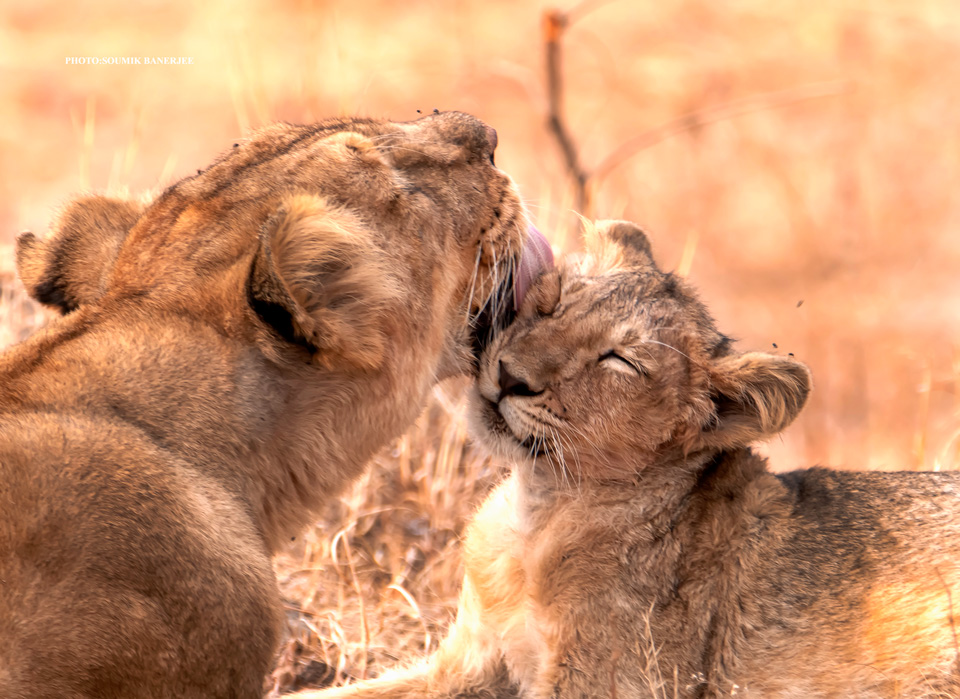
top-left (266, 388), bottom-right (502, 693)
top-left (0, 250), bottom-right (47, 348)
top-left (4, 0), bottom-right (960, 692)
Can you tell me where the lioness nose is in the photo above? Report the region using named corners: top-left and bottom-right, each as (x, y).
top-left (498, 360), bottom-right (541, 401)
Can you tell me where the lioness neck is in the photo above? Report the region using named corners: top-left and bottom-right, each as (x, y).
top-left (0, 308), bottom-right (435, 550)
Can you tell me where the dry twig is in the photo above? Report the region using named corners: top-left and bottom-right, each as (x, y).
top-left (541, 4), bottom-right (845, 233)
top-left (544, 9), bottom-right (590, 219)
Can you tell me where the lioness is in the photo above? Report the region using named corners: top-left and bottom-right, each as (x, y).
top-left (0, 112), bottom-right (553, 698)
top-left (305, 221), bottom-right (960, 698)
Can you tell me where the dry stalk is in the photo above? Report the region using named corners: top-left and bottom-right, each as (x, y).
top-left (332, 525), bottom-right (370, 680)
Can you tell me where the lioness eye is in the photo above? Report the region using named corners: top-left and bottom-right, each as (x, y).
top-left (599, 350), bottom-right (644, 377)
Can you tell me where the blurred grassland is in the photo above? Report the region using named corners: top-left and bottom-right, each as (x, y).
top-left (3, 0), bottom-right (960, 690)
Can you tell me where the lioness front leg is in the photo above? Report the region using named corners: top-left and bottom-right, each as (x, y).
top-left (293, 482), bottom-right (526, 699)
top-left (296, 661), bottom-right (517, 698)
top-left (295, 623), bottom-right (517, 698)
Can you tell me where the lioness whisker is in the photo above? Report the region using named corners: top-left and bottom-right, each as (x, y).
top-left (464, 243), bottom-right (484, 326)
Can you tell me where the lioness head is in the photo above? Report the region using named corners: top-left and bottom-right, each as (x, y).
top-left (9, 112), bottom-right (556, 547)
top-left (473, 220), bottom-right (811, 481)
top-left (16, 111), bottom-right (546, 375)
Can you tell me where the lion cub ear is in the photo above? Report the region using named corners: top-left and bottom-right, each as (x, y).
top-left (697, 352), bottom-right (812, 450)
top-left (16, 195), bottom-right (144, 314)
top-left (585, 220), bottom-right (656, 271)
top-left (248, 194), bottom-right (401, 370)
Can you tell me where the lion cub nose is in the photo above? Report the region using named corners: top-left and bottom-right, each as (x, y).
top-left (498, 360), bottom-right (541, 401)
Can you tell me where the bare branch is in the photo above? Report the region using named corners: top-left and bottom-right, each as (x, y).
top-left (541, 6), bottom-right (845, 241)
top-left (594, 81), bottom-right (848, 184)
top-left (544, 9), bottom-right (590, 220)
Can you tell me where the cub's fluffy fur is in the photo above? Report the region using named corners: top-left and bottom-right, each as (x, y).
top-left (0, 112), bottom-right (529, 698)
top-left (306, 221), bottom-right (960, 698)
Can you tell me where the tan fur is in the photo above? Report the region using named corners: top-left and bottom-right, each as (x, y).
top-left (304, 221), bottom-right (960, 698)
top-left (251, 194), bottom-right (402, 369)
top-left (0, 112), bottom-right (529, 699)
top-left (16, 195), bottom-right (146, 311)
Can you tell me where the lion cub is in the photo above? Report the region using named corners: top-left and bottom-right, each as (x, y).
top-left (304, 221), bottom-right (960, 699)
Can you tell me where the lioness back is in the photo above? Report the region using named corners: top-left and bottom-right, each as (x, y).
top-left (0, 112), bottom-right (547, 698)
top-left (302, 221), bottom-right (960, 699)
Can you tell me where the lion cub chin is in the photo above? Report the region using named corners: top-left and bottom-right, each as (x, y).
top-left (303, 221), bottom-right (960, 699)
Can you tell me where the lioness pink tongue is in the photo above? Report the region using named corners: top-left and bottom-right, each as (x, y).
top-left (514, 224), bottom-right (554, 310)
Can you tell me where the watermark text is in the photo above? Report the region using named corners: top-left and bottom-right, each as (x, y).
top-left (65, 57), bottom-right (195, 65)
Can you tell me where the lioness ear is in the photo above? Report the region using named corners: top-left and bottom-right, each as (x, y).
top-left (248, 194), bottom-right (400, 370)
top-left (16, 195), bottom-right (144, 314)
top-left (698, 352), bottom-right (811, 449)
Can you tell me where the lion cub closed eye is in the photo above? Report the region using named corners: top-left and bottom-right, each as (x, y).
top-left (301, 221), bottom-right (960, 699)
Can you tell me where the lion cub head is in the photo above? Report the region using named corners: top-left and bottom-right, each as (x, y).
top-left (16, 111), bottom-right (545, 375)
top-left (473, 220), bottom-right (811, 481)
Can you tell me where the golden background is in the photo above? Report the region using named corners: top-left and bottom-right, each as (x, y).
top-left (2, 0), bottom-right (959, 688)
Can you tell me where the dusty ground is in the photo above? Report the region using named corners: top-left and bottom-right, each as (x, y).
top-left (3, 0), bottom-right (960, 692)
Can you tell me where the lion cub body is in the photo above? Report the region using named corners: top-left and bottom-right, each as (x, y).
top-left (458, 457), bottom-right (960, 698)
top-left (0, 112), bottom-right (531, 698)
top-left (308, 222), bottom-right (960, 699)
